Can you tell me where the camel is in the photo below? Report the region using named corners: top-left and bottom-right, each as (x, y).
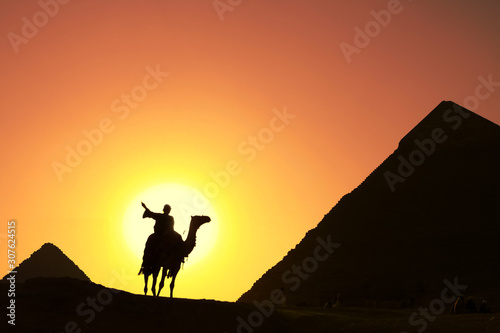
top-left (140, 215), bottom-right (211, 297)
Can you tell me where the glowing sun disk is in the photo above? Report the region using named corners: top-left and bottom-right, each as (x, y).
top-left (122, 183), bottom-right (218, 267)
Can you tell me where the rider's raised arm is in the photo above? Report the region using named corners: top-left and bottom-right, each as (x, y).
top-left (141, 202), bottom-right (162, 219)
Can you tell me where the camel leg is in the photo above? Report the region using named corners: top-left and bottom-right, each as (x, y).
top-left (158, 267), bottom-right (168, 297)
top-left (170, 273), bottom-right (176, 298)
top-left (170, 267), bottom-right (180, 298)
top-left (143, 273), bottom-right (149, 295)
top-left (152, 267), bottom-right (159, 296)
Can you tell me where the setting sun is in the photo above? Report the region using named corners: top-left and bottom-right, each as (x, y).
top-left (122, 183), bottom-right (218, 267)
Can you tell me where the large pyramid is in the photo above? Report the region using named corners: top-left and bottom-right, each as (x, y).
top-left (2, 243), bottom-right (90, 283)
top-left (239, 101), bottom-right (500, 307)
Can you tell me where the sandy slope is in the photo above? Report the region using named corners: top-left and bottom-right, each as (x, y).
top-left (1, 278), bottom-right (498, 333)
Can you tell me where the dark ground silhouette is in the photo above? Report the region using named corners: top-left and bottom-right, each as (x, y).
top-left (1, 277), bottom-right (498, 333)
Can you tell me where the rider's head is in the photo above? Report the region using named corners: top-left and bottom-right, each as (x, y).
top-left (163, 204), bottom-right (171, 214)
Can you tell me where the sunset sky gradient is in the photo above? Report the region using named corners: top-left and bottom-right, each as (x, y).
top-left (1, 0), bottom-right (499, 301)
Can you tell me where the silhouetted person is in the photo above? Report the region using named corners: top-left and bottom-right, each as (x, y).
top-left (138, 202), bottom-right (182, 275)
top-left (479, 300), bottom-right (492, 313)
top-left (465, 297), bottom-right (477, 313)
top-left (142, 202), bottom-right (174, 235)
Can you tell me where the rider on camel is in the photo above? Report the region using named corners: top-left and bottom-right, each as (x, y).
top-left (138, 202), bottom-right (182, 275)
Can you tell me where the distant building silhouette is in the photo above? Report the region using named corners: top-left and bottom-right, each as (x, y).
top-left (1, 243), bottom-right (90, 283)
top-left (238, 101), bottom-right (500, 308)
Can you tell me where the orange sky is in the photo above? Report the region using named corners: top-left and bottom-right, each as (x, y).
top-left (1, 0), bottom-right (499, 301)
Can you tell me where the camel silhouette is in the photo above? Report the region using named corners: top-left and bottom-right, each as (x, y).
top-left (139, 215), bottom-right (211, 297)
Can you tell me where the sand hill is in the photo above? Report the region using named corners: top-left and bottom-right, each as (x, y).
top-left (1, 277), bottom-right (498, 333)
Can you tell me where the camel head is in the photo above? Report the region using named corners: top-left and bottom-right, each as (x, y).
top-left (182, 215), bottom-right (211, 257)
top-left (190, 215), bottom-right (211, 230)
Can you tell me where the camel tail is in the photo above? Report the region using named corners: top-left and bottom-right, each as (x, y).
top-left (138, 267), bottom-right (143, 275)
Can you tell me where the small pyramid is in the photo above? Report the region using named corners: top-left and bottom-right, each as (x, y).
top-left (2, 243), bottom-right (90, 283)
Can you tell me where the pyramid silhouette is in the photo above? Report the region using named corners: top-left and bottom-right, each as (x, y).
top-left (2, 243), bottom-right (90, 283)
top-left (239, 101), bottom-right (500, 307)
